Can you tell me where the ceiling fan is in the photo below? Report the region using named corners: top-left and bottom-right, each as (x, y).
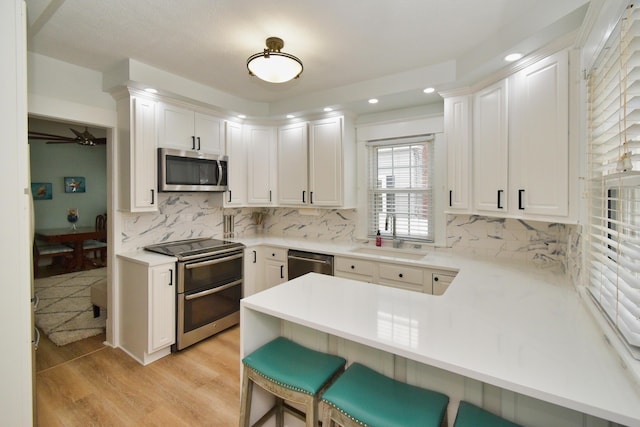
top-left (28, 127), bottom-right (107, 146)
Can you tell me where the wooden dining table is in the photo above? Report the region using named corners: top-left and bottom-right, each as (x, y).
top-left (35, 226), bottom-right (107, 270)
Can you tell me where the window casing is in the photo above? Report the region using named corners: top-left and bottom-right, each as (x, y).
top-left (367, 136), bottom-right (434, 243)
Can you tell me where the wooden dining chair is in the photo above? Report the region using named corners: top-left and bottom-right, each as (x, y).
top-left (83, 213), bottom-right (107, 266)
top-left (33, 239), bottom-right (74, 277)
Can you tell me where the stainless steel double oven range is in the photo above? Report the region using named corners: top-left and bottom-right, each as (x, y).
top-left (145, 238), bottom-right (244, 351)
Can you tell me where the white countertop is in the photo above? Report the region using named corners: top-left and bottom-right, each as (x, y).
top-left (242, 264), bottom-right (640, 426)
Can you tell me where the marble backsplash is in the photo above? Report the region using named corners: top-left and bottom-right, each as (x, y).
top-left (119, 193), bottom-right (582, 278)
top-left (446, 214), bottom-right (579, 273)
top-left (119, 193), bottom-right (357, 252)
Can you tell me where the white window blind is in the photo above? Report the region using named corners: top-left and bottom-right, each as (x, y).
top-left (367, 136), bottom-right (434, 242)
top-left (588, 2), bottom-right (640, 353)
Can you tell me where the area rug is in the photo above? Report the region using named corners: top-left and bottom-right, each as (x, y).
top-left (34, 268), bottom-right (107, 346)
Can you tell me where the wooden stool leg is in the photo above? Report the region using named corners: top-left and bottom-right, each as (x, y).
top-left (239, 367), bottom-right (253, 427)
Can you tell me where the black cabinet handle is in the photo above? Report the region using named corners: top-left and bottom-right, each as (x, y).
top-left (449, 190), bottom-right (452, 207)
top-left (151, 189), bottom-right (155, 205)
top-left (280, 265), bottom-right (284, 279)
top-left (269, 190), bottom-right (272, 202)
top-left (351, 265), bottom-right (355, 269)
top-left (518, 189), bottom-right (525, 210)
top-left (302, 190), bottom-right (306, 203)
top-left (228, 190), bottom-right (232, 203)
top-left (191, 136), bottom-right (196, 150)
top-left (310, 192), bottom-right (314, 204)
top-left (399, 273), bottom-right (403, 278)
top-left (252, 250), bottom-right (256, 263)
top-left (197, 136), bottom-right (201, 150)
top-left (169, 269), bottom-right (173, 286)
top-left (434, 276), bottom-right (439, 282)
top-left (497, 190), bottom-right (504, 209)
top-left (272, 253), bottom-right (276, 257)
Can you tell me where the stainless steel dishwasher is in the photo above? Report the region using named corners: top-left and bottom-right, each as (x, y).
top-left (287, 250), bottom-right (334, 279)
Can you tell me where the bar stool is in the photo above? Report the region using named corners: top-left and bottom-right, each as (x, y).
top-left (322, 363), bottom-right (449, 427)
top-left (453, 401), bottom-right (521, 427)
top-left (240, 337), bottom-right (346, 427)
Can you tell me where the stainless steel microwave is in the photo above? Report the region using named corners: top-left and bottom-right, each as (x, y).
top-left (158, 148), bottom-right (228, 192)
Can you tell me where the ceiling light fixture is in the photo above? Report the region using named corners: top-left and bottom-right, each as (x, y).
top-left (247, 37), bottom-right (303, 83)
top-left (144, 87), bottom-right (158, 94)
top-left (504, 53), bottom-right (523, 62)
top-left (324, 107), bottom-right (333, 112)
top-left (423, 87), bottom-right (435, 94)
top-left (368, 98), bottom-right (379, 104)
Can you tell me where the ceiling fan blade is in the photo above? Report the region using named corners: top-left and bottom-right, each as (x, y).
top-left (28, 131), bottom-right (74, 141)
top-left (45, 140), bottom-right (77, 144)
top-left (93, 137), bottom-right (107, 145)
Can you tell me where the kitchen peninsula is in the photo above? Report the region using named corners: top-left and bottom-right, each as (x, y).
top-left (241, 261), bottom-right (640, 426)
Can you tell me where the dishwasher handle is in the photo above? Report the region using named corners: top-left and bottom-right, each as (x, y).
top-left (287, 254), bottom-right (333, 265)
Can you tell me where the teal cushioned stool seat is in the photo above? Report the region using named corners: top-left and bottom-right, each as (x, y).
top-left (454, 401), bottom-right (521, 427)
top-left (322, 363), bottom-right (449, 427)
top-left (240, 337), bottom-right (346, 427)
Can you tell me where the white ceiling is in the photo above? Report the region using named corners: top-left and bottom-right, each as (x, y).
top-left (26, 0), bottom-right (591, 117)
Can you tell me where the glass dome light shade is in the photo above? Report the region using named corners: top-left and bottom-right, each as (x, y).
top-left (247, 37), bottom-right (303, 83)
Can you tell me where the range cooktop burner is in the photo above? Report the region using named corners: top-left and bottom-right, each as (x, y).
top-left (144, 238), bottom-right (244, 260)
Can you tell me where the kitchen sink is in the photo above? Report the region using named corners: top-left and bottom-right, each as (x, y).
top-left (349, 246), bottom-right (428, 260)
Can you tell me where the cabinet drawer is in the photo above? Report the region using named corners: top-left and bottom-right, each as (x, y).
top-left (378, 263), bottom-right (423, 285)
top-left (335, 257), bottom-right (375, 276)
top-left (265, 247), bottom-right (287, 262)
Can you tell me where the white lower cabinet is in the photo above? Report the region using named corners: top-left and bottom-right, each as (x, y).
top-left (334, 256), bottom-right (375, 282)
top-left (334, 255), bottom-right (457, 294)
top-left (264, 247), bottom-right (287, 289)
top-left (118, 256), bottom-right (175, 365)
top-left (243, 246), bottom-right (261, 296)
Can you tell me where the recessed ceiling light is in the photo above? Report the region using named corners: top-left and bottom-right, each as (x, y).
top-left (423, 87), bottom-right (435, 94)
top-left (144, 87), bottom-right (158, 94)
top-left (286, 114), bottom-right (295, 119)
top-left (368, 98), bottom-right (379, 104)
top-left (504, 53), bottom-right (523, 62)
top-left (324, 107), bottom-right (333, 112)
top-left (238, 114), bottom-right (246, 119)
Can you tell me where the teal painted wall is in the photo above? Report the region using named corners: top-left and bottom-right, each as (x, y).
top-left (29, 120), bottom-right (106, 230)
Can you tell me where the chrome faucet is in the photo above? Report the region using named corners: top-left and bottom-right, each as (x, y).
top-left (385, 214), bottom-right (402, 248)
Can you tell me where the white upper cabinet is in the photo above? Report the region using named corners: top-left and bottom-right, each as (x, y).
top-left (309, 116), bottom-right (344, 206)
top-left (224, 121), bottom-right (246, 207)
top-left (157, 102), bottom-right (224, 154)
top-left (473, 80), bottom-right (509, 213)
top-left (116, 91), bottom-right (158, 213)
top-left (444, 95), bottom-right (472, 212)
top-left (510, 50), bottom-right (569, 218)
top-left (246, 125), bottom-right (277, 205)
top-left (278, 116), bottom-right (353, 208)
top-left (277, 122), bottom-right (308, 205)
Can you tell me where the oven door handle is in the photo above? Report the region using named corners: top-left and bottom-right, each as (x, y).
top-left (184, 253), bottom-right (243, 269)
top-left (184, 279), bottom-right (242, 300)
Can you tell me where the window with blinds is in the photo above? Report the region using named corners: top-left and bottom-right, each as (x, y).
top-left (367, 136), bottom-right (434, 242)
top-left (587, 2), bottom-right (640, 354)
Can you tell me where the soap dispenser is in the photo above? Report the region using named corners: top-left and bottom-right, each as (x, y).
top-left (376, 230), bottom-right (382, 247)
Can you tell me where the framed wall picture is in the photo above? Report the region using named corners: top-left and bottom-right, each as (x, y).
top-left (64, 176), bottom-right (86, 193)
top-left (31, 182), bottom-right (52, 200)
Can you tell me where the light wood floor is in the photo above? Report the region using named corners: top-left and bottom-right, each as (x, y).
top-left (36, 326), bottom-right (241, 426)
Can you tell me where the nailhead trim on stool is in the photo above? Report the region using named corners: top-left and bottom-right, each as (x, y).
top-left (453, 401), bottom-right (522, 427)
top-left (322, 363), bottom-right (449, 427)
top-left (240, 337), bottom-right (346, 427)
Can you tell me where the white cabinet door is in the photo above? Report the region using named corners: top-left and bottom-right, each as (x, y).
top-left (243, 247), bottom-right (261, 296)
top-left (149, 265), bottom-right (175, 353)
top-left (158, 102), bottom-right (224, 154)
top-left (278, 122), bottom-right (308, 206)
top-left (473, 80), bottom-right (509, 213)
top-left (264, 247), bottom-right (287, 289)
top-left (445, 95), bottom-right (472, 212)
top-left (157, 102), bottom-right (196, 150)
top-left (510, 50), bottom-right (569, 218)
top-left (131, 96), bottom-right (158, 212)
top-left (309, 116), bottom-right (343, 206)
top-left (224, 121), bottom-right (246, 207)
top-left (194, 112), bottom-right (224, 154)
top-left (247, 125), bottom-right (276, 205)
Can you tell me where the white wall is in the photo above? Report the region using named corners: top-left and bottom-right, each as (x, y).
top-left (0, 0), bottom-right (33, 424)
